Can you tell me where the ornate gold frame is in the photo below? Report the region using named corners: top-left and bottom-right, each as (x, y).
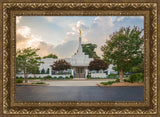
top-left (0, 0), bottom-right (159, 116)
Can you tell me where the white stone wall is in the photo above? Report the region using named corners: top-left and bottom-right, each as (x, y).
top-left (16, 74), bottom-right (70, 78)
top-left (91, 73), bottom-right (106, 78)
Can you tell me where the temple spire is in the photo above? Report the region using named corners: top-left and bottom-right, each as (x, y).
top-left (76, 29), bottom-right (83, 55)
top-left (79, 29), bottom-right (81, 37)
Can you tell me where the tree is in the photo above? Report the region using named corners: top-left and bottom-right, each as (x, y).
top-left (36, 68), bottom-right (40, 74)
top-left (41, 68), bottom-right (45, 74)
top-left (43, 53), bottom-right (58, 59)
top-left (16, 47), bottom-right (43, 83)
top-left (101, 26), bottom-right (144, 82)
top-left (50, 59), bottom-right (71, 73)
top-left (82, 43), bottom-right (100, 58)
top-left (46, 68), bottom-right (50, 74)
top-left (88, 59), bottom-right (108, 72)
top-left (130, 61), bottom-right (144, 73)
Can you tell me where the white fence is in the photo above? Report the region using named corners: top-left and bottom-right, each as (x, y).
top-left (16, 74), bottom-right (70, 78)
top-left (91, 73), bottom-right (106, 78)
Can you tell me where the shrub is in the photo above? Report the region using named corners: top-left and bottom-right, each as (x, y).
top-left (70, 75), bottom-right (73, 78)
top-left (136, 73), bottom-right (144, 82)
top-left (16, 79), bottom-right (23, 83)
top-left (115, 78), bottom-right (120, 82)
top-left (43, 75), bottom-right (52, 80)
top-left (100, 78), bottom-right (120, 85)
top-left (87, 74), bottom-right (91, 79)
top-left (101, 81), bottom-right (114, 85)
top-left (124, 79), bottom-right (130, 82)
top-left (129, 74), bottom-right (137, 83)
top-left (19, 76), bottom-right (23, 79)
top-left (58, 76), bottom-right (63, 79)
top-left (107, 74), bottom-right (118, 78)
top-left (33, 82), bottom-right (45, 84)
top-left (125, 73), bottom-right (144, 83)
top-left (53, 76), bottom-right (57, 79)
top-left (65, 76), bottom-right (69, 79)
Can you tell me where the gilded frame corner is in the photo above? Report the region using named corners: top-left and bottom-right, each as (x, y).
top-left (1, 1), bottom-right (158, 116)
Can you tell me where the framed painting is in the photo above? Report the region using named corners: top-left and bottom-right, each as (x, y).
top-left (0, 0), bottom-right (159, 116)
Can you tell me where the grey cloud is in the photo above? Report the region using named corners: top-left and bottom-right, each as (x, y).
top-left (54, 40), bottom-right (78, 58)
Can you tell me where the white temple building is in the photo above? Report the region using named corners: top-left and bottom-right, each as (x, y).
top-left (38, 30), bottom-right (116, 78)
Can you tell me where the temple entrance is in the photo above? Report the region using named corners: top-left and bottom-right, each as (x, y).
top-left (74, 67), bottom-right (85, 78)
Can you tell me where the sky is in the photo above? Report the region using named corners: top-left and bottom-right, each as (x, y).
top-left (16, 16), bottom-right (144, 58)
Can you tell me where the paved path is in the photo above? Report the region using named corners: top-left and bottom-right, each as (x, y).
top-left (29, 79), bottom-right (116, 86)
top-left (16, 85), bottom-right (144, 101)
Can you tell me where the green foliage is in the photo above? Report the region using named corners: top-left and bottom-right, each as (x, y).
top-left (100, 78), bottom-right (120, 85)
top-left (88, 59), bottom-right (108, 71)
top-left (107, 74), bottom-right (118, 78)
top-left (124, 79), bottom-right (131, 82)
top-left (43, 75), bottom-right (52, 80)
top-left (16, 79), bottom-right (23, 83)
top-left (87, 74), bottom-right (91, 78)
top-left (101, 81), bottom-right (115, 85)
top-left (46, 68), bottom-right (50, 74)
top-left (124, 73), bottom-right (144, 83)
top-left (130, 62), bottom-right (144, 73)
top-left (36, 69), bottom-right (40, 74)
top-left (101, 26), bottom-right (144, 74)
top-left (115, 78), bottom-right (120, 82)
top-left (70, 75), bottom-right (73, 78)
top-left (16, 47), bottom-right (43, 83)
top-left (65, 76), bottom-right (69, 79)
top-left (41, 68), bottom-right (45, 74)
top-left (34, 82), bottom-right (45, 84)
top-left (82, 43), bottom-right (100, 58)
top-left (43, 53), bottom-right (58, 59)
top-left (51, 59), bottom-right (71, 72)
top-left (58, 76), bottom-right (63, 79)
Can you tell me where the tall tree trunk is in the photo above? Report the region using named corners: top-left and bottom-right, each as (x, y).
top-left (24, 69), bottom-right (28, 83)
top-left (119, 69), bottom-right (123, 82)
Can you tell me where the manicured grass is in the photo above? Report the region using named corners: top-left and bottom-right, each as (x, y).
top-left (16, 79), bottom-right (23, 83)
top-left (32, 82), bottom-right (46, 84)
top-left (100, 79), bottom-right (120, 85)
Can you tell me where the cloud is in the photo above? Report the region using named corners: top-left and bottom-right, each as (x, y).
top-left (44, 16), bottom-right (54, 22)
top-left (16, 26), bottom-right (57, 57)
top-left (130, 16), bottom-right (144, 20)
top-left (116, 16), bottom-right (125, 22)
top-left (17, 16), bottom-right (143, 59)
top-left (72, 21), bottom-right (89, 33)
top-left (16, 16), bottom-right (22, 24)
top-left (59, 16), bottom-right (114, 58)
top-left (16, 25), bottom-right (78, 58)
top-left (85, 16), bottom-right (114, 57)
top-left (54, 40), bottom-right (78, 58)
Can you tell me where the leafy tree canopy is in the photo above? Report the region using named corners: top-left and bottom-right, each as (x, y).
top-left (82, 43), bottom-right (100, 58)
top-left (101, 26), bottom-right (144, 82)
top-left (16, 47), bottom-right (43, 83)
top-left (43, 53), bottom-right (58, 59)
top-left (51, 59), bottom-right (71, 71)
top-left (88, 59), bottom-right (108, 71)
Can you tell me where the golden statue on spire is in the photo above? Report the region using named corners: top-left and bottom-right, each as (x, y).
top-left (79, 29), bottom-right (81, 37)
